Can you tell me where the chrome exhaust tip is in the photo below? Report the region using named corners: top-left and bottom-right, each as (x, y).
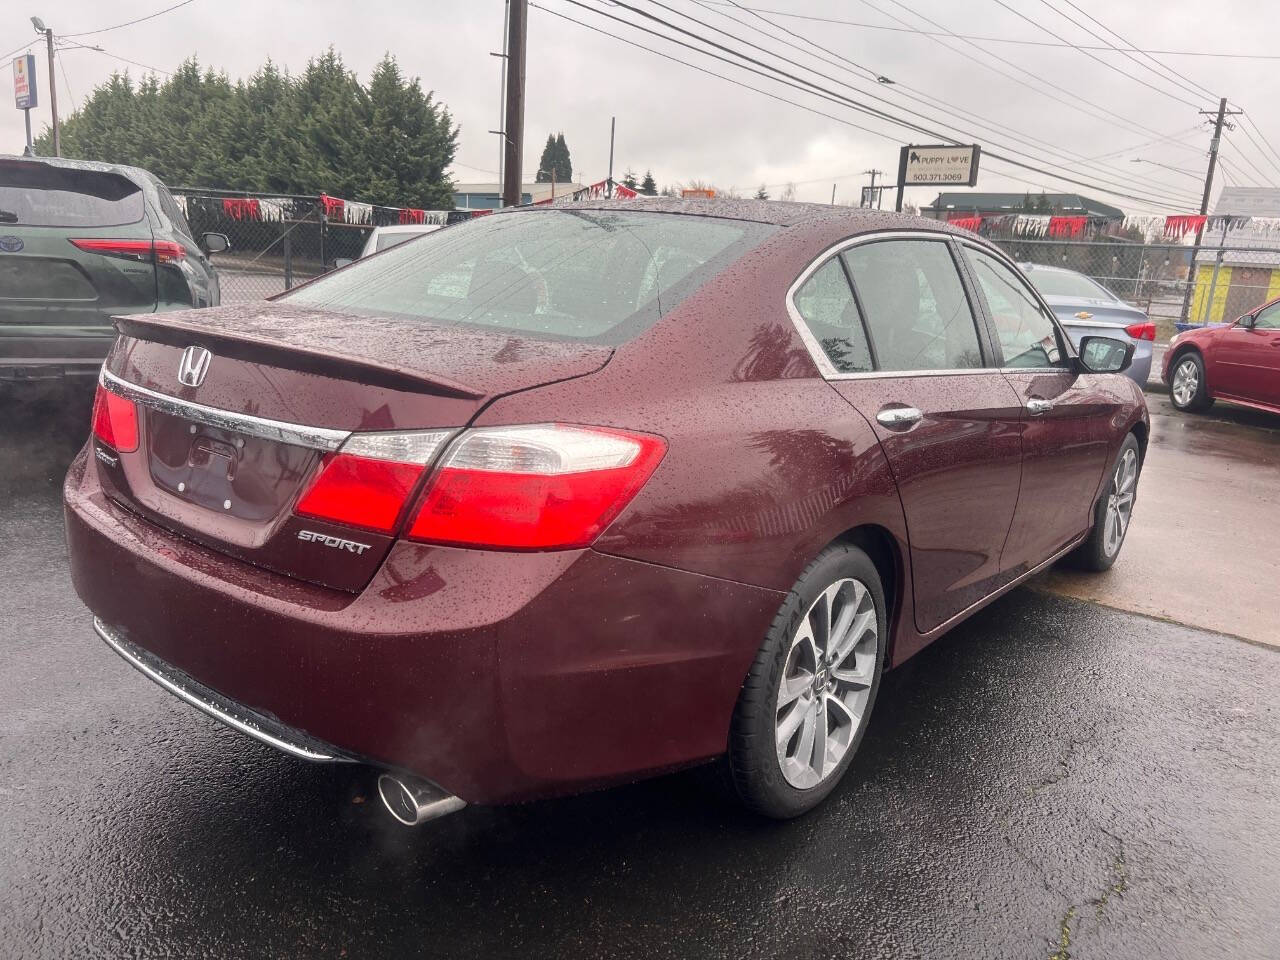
top-left (376, 773), bottom-right (466, 826)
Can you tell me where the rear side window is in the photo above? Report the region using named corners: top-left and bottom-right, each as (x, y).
top-left (285, 210), bottom-right (778, 344)
top-left (793, 258), bottom-right (872, 373)
top-left (965, 247), bottom-right (1063, 368)
top-left (843, 239), bottom-right (984, 371)
top-left (0, 161), bottom-right (144, 227)
top-left (157, 185), bottom-right (194, 241)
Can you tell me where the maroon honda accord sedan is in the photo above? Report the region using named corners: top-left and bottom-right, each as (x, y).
top-left (65, 199), bottom-right (1148, 824)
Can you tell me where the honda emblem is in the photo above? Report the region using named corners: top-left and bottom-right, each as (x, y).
top-left (177, 346), bottom-right (212, 388)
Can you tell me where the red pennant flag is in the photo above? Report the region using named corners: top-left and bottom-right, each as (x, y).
top-left (1164, 214), bottom-right (1207, 238)
top-left (1048, 216), bottom-right (1087, 238)
top-left (398, 208), bottom-right (426, 225)
top-left (221, 197), bottom-right (260, 221)
top-left (947, 215), bottom-right (982, 232)
top-left (319, 194), bottom-right (344, 220)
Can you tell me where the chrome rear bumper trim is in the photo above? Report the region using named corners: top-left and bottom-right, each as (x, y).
top-left (94, 617), bottom-right (352, 763)
top-left (100, 367), bottom-right (350, 452)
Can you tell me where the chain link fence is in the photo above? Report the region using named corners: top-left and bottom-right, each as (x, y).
top-left (987, 235), bottom-right (1280, 342)
top-left (172, 189), bottom-right (470, 304)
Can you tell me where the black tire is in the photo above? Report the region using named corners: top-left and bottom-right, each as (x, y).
top-left (722, 544), bottom-right (887, 819)
top-left (1069, 432), bottom-right (1141, 573)
top-left (1168, 350), bottom-right (1213, 412)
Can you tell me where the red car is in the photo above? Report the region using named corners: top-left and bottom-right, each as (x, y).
top-left (64, 200), bottom-right (1148, 825)
top-left (1165, 299), bottom-right (1280, 414)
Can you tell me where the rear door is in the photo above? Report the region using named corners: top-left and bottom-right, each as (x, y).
top-left (959, 243), bottom-right (1120, 574)
top-left (1214, 302), bottom-right (1280, 406)
top-left (0, 160), bottom-right (157, 364)
top-left (793, 234), bottom-right (1024, 635)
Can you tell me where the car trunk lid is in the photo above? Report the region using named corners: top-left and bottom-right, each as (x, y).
top-left (96, 302), bottom-right (613, 592)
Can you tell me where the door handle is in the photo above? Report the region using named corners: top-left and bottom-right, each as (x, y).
top-left (876, 406), bottom-right (923, 428)
top-left (1026, 398), bottom-right (1054, 416)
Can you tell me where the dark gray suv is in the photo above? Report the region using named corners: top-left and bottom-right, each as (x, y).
top-left (0, 156), bottom-right (228, 379)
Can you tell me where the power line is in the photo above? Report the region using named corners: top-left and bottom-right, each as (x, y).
top-left (1045, 0), bottom-right (1220, 103)
top-left (1237, 112), bottom-right (1280, 177)
top-left (864, 0), bottom-right (1200, 149)
top-left (64, 0), bottom-right (199, 38)
top-left (621, 0), bottom-right (1197, 204)
top-left (694, 0), bottom-right (1199, 203)
top-left (1024, 0), bottom-right (1213, 105)
top-left (1223, 130), bottom-right (1278, 187)
top-left (986, 0), bottom-right (1206, 110)
top-left (536, 0), bottom-right (1194, 211)
top-left (57, 41), bottom-right (172, 77)
top-left (58, 50), bottom-right (78, 112)
top-left (697, 3), bottom-right (1280, 60)
top-left (1, 40), bottom-right (38, 61)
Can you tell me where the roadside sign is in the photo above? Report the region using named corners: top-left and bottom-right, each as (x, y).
top-left (860, 186), bottom-right (882, 208)
top-left (13, 54), bottom-right (37, 110)
top-left (899, 144), bottom-right (980, 187)
top-left (681, 188), bottom-right (715, 199)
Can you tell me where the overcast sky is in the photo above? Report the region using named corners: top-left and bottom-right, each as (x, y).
top-left (4, 0), bottom-right (1278, 214)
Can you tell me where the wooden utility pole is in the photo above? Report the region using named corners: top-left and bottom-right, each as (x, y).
top-left (43, 27), bottom-right (60, 156)
top-left (501, 0), bottom-right (527, 208)
top-left (1179, 97), bottom-right (1242, 324)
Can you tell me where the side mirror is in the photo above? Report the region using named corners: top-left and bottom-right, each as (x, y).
top-left (332, 258), bottom-right (354, 270)
top-left (1238, 314), bottom-right (1256, 328)
top-left (1077, 335), bottom-right (1134, 374)
top-left (200, 232), bottom-right (230, 255)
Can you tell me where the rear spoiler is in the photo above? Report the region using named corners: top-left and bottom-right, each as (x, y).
top-left (114, 312), bottom-right (485, 400)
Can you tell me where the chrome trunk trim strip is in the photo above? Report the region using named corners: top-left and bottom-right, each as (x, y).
top-left (100, 367), bottom-right (350, 452)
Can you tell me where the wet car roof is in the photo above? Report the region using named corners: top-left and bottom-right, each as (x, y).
top-left (494, 196), bottom-right (973, 235)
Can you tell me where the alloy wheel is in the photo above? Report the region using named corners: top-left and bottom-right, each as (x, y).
top-left (775, 578), bottom-right (879, 789)
top-left (1171, 358), bottom-right (1199, 407)
top-left (1103, 448), bottom-right (1138, 557)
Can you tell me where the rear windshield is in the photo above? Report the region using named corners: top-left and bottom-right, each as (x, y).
top-left (0, 162), bottom-right (145, 227)
top-left (1024, 268), bottom-right (1113, 300)
top-left (287, 210), bottom-right (777, 344)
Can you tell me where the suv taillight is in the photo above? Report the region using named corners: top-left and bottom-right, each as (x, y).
top-left (70, 238), bottom-right (186, 263)
top-left (1124, 321), bottom-right (1156, 341)
top-left (293, 424), bottom-right (666, 549)
top-left (91, 383), bottom-right (139, 453)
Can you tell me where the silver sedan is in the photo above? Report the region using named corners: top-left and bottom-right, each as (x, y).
top-left (1019, 263), bottom-right (1154, 387)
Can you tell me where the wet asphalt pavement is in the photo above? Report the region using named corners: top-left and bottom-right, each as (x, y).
top-left (3, 381), bottom-right (1279, 959)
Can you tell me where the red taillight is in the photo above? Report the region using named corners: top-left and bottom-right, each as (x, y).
top-left (70, 238), bottom-right (186, 263)
top-left (294, 430), bottom-right (452, 534)
top-left (1124, 321), bottom-right (1156, 341)
top-left (91, 383), bottom-right (139, 453)
top-left (407, 424), bottom-right (666, 550)
top-left (296, 455), bottom-right (424, 534)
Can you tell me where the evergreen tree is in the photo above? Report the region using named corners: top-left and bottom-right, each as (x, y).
top-left (34, 48), bottom-right (457, 205)
top-left (554, 132), bottom-right (572, 182)
top-left (755, 183), bottom-right (769, 200)
top-left (536, 135), bottom-right (557, 182)
top-left (622, 168), bottom-right (639, 190)
top-left (536, 132), bottom-right (572, 182)
top-left (640, 170), bottom-right (658, 195)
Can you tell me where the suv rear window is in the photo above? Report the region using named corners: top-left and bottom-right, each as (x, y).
top-left (0, 161), bottom-right (144, 227)
top-left (285, 210), bottom-right (777, 344)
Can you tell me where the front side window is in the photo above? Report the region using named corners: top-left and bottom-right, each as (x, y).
top-left (792, 258), bottom-right (872, 374)
top-left (842, 239), bottom-right (984, 372)
top-left (1254, 302), bottom-right (1280, 330)
top-left (965, 247), bottom-right (1063, 368)
top-left (286, 210), bottom-right (777, 345)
